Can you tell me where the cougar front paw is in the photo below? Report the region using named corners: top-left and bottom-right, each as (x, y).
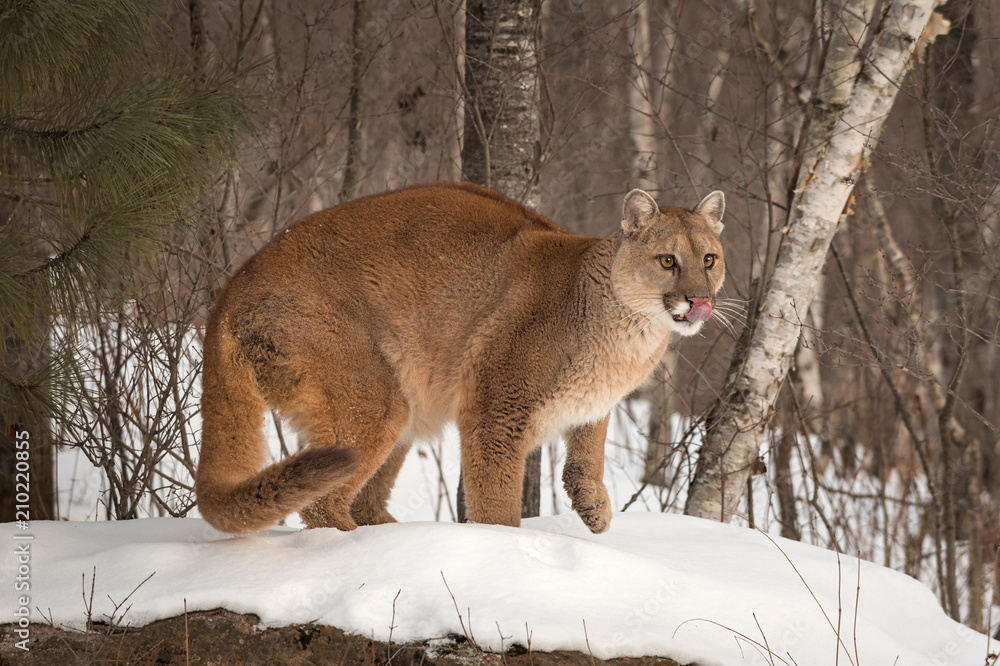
top-left (566, 477), bottom-right (612, 534)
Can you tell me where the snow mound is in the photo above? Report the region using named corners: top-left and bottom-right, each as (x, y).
top-left (2, 513), bottom-right (988, 665)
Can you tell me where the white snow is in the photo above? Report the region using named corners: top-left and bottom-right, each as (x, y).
top-left (2, 512), bottom-right (990, 665)
top-left (31, 404), bottom-right (995, 663)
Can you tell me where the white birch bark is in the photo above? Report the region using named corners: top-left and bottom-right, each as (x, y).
top-left (684, 0), bottom-right (943, 522)
top-left (461, 0), bottom-right (542, 208)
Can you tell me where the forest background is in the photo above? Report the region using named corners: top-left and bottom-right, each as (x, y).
top-left (1, 0), bottom-right (997, 638)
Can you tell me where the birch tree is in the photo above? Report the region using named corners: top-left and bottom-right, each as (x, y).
top-left (684, 0), bottom-right (945, 522)
top-left (457, 0), bottom-right (544, 518)
top-left (461, 0), bottom-right (542, 208)
top-left (788, 0), bottom-right (878, 420)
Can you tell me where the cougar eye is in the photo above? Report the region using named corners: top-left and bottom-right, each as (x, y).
top-left (704, 254), bottom-right (716, 269)
top-left (658, 255), bottom-right (675, 269)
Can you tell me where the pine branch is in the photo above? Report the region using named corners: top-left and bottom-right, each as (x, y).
top-left (0, 0), bottom-right (254, 432)
top-left (17, 219), bottom-right (102, 278)
top-left (0, 115), bottom-right (120, 140)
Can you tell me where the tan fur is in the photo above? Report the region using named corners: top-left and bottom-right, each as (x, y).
top-left (195, 182), bottom-right (726, 534)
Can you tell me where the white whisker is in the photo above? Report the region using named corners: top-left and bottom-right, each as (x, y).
top-left (715, 307), bottom-right (741, 323)
top-left (616, 307), bottom-right (654, 327)
top-left (629, 310), bottom-right (670, 346)
top-left (713, 307), bottom-right (747, 322)
top-left (715, 300), bottom-right (748, 312)
top-left (713, 302), bottom-right (748, 316)
top-left (712, 311), bottom-right (740, 338)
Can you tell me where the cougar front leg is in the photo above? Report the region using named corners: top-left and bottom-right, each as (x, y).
top-left (563, 414), bottom-right (612, 534)
top-left (458, 410), bottom-right (532, 528)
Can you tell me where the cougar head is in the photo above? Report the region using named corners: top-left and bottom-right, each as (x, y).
top-left (610, 188), bottom-right (726, 338)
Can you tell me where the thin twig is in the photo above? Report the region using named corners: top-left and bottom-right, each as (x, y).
top-left (753, 613), bottom-right (775, 666)
top-left (673, 618), bottom-right (793, 665)
top-left (830, 245), bottom-right (938, 501)
top-left (440, 572), bottom-right (483, 657)
top-left (835, 551), bottom-right (843, 666)
top-left (104, 571), bottom-right (155, 628)
top-left (853, 552), bottom-right (861, 666)
top-left (82, 567), bottom-right (96, 632)
top-left (748, 523), bottom-right (856, 666)
top-left (387, 589), bottom-right (401, 664)
top-left (582, 619), bottom-right (596, 666)
top-left (184, 598), bottom-right (190, 666)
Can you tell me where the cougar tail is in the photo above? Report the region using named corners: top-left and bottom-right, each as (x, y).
top-left (195, 324), bottom-right (356, 534)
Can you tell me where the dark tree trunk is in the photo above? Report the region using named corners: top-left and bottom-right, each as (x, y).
top-left (1, 315), bottom-right (55, 523)
top-left (456, 473), bottom-right (466, 523)
top-left (926, 0), bottom-right (981, 627)
top-left (0, 423), bottom-right (53, 522)
top-left (339, 0), bottom-right (368, 202)
top-left (774, 421), bottom-right (801, 541)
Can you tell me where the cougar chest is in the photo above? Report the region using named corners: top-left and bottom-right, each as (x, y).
top-left (533, 331), bottom-right (666, 443)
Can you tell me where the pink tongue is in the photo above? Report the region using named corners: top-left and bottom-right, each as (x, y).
top-left (687, 302), bottom-right (712, 322)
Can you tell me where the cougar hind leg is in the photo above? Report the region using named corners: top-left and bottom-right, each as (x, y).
top-left (350, 438), bottom-right (412, 526)
top-left (196, 312), bottom-right (359, 534)
top-left (281, 338), bottom-right (410, 531)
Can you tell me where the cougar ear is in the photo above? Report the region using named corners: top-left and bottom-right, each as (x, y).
top-left (622, 189), bottom-right (659, 237)
top-left (694, 190), bottom-right (725, 234)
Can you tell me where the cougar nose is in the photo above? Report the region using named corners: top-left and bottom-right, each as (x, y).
top-left (686, 297), bottom-right (712, 322)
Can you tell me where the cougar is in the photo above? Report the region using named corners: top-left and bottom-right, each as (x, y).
top-left (196, 182), bottom-right (725, 534)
